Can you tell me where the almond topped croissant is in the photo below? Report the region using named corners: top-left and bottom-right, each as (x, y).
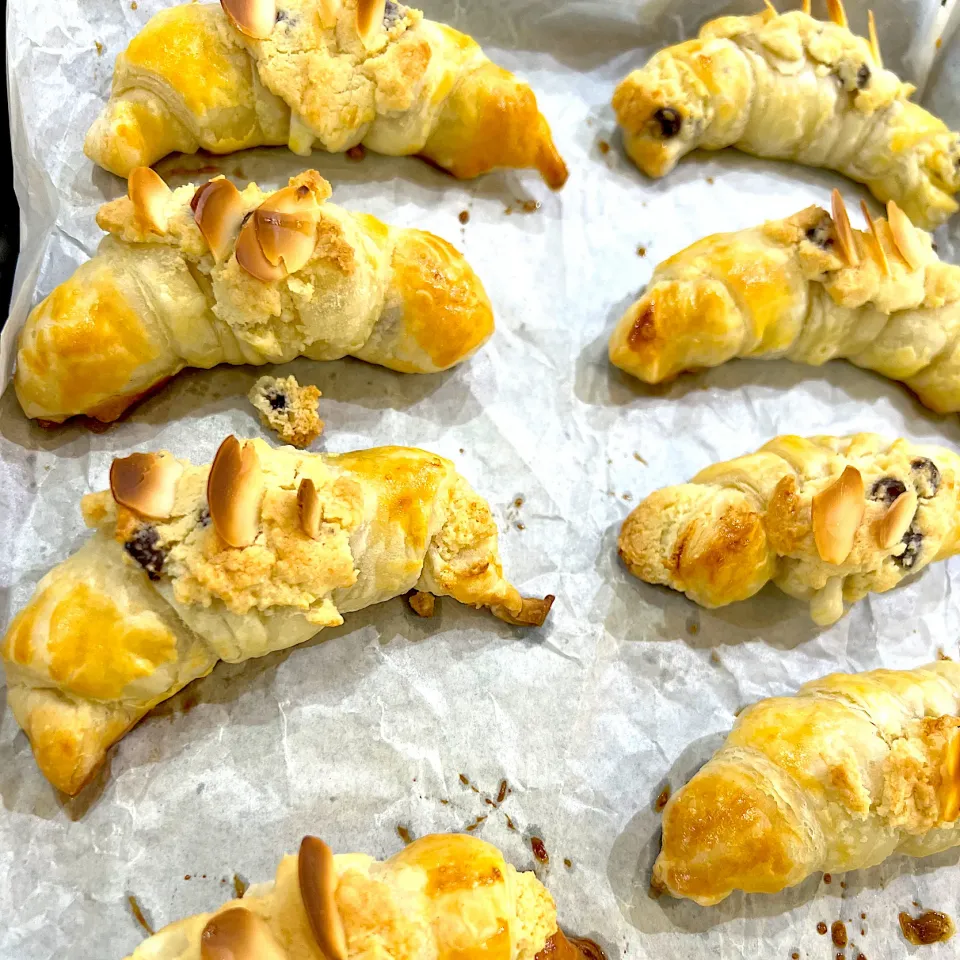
top-left (612, 0), bottom-right (960, 228)
top-left (1, 436), bottom-right (554, 794)
top-left (84, 0), bottom-right (568, 187)
top-left (619, 433), bottom-right (960, 625)
top-left (122, 833), bottom-right (584, 960)
top-left (655, 661), bottom-right (960, 905)
top-left (609, 192), bottom-right (960, 413)
top-left (14, 168), bottom-right (494, 424)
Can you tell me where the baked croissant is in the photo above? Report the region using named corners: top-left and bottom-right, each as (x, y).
top-left (1, 436), bottom-right (554, 795)
top-left (654, 661), bottom-right (960, 905)
top-left (612, 0), bottom-right (960, 229)
top-left (84, 0), bottom-right (568, 188)
top-left (609, 192), bottom-right (960, 414)
top-left (121, 833), bottom-right (587, 960)
top-left (14, 167), bottom-right (494, 424)
top-left (619, 433), bottom-right (960, 625)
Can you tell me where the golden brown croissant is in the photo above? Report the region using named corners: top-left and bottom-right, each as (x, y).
top-left (122, 833), bottom-right (588, 960)
top-left (1, 436), bottom-right (553, 795)
top-left (84, 0), bottom-right (567, 188)
top-left (609, 192), bottom-right (960, 414)
top-left (654, 661), bottom-right (960, 905)
top-left (619, 433), bottom-right (960, 625)
top-left (612, 1), bottom-right (960, 228)
top-left (14, 168), bottom-right (494, 424)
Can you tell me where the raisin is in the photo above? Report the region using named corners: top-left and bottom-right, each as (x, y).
top-left (125, 526), bottom-right (165, 581)
top-left (894, 524), bottom-right (924, 570)
top-left (857, 64), bottom-right (871, 88)
top-left (910, 457), bottom-right (941, 498)
top-left (805, 222), bottom-right (834, 249)
top-left (197, 507), bottom-right (211, 527)
top-left (268, 391), bottom-right (287, 410)
top-left (869, 477), bottom-right (906, 504)
top-left (652, 107), bottom-right (682, 138)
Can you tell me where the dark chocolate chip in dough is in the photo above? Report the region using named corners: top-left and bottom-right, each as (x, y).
top-left (910, 458), bottom-right (941, 498)
top-left (652, 107), bottom-right (682, 139)
top-left (857, 64), bottom-right (871, 89)
top-left (894, 523), bottom-right (924, 570)
top-left (125, 525), bottom-right (166, 580)
top-left (869, 477), bottom-right (907, 504)
top-left (267, 390), bottom-right (287, 410)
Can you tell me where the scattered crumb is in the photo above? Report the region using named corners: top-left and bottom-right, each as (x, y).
top-left (530, 837), bottom-right (549, 864)
top-left (514, 496), bottom-right (524, 508)
top-left (831, 921), bottom-right (847, 947)
top-left (622, 493), bottom-right (633, 501)
top-left (937, 36), bottom-right (943, 48)
top-left (95, 40), bottom-right (104, 55)
top-left (817, 922), bottom-right (828, 936)
top-left (705, 176), bottom-right (715, 184)
top-left (505, 814), bottom-right (517, 831)
top-left (505, 199), bottom-right (541, 215)
top-left (184, 874), bottom-right (191, 880)
top-left (232, 874), bottom-right (248, 898)
top-left (408, 591), bottom-right (436, 618)
top-left (464, 814), bottom-right (487, 832)
top-left (248, 374), bottom-right (323, 448)
top-left (458, 210), bottom-right (470, 225)
top-left (396, 825), bottom-right (414, 845)
top-left (563, 858), bottom-right (572, 868)
top-left (823, 874), bottom-right (832, 884)
top-left (346, 144), bottom-right (366, 161)
top-left (686, 619), bottom-right (699, 636)
top-left (131, 1), bottom-right (138, 7)
top-left (128, 896), bottom-right (154, 935)
top-left (636, 245), bottom-right (647, 257)
top-left (439, 798), bottom-right (449, 805)
top-left (598, 140), bottom-right (610, 155)
top-left (710, 650), bottom-right (720, 665)
top-left (840, 881), bottom-right (847, 889)
top-left (938, 648), bottom-right (952, 660)
top-left (458, 448), bottom-right (465, 454)
top-left (516, 522), bottom-right (526, 530)
top-left (633, 452), bottom-right (647, 464)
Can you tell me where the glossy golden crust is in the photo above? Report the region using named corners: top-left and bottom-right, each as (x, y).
top-left (612, 7), bottom-right (960, 228)
top-left (619, 433), bottom-right (960, 624)
top-left (609, 201), bottom-right (960, 413)
top-left (14, 171), bottom-right (493, 424)
top-left (84, 0), bottom-right (566, 186)
top-left (123, 834), bottom-right (558, 960)
top-left (655, 661), bottom-right (960, 904)
top-left (2, 438), bottom-right (552, 794)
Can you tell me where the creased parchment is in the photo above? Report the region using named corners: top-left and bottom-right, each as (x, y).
top-left (3, 0), bottom-right (960, 957)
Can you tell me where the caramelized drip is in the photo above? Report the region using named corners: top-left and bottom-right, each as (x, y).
top-left (899, 910), bottom-right (955, 945)
top-left (535, 932), bottom-right (606, 960)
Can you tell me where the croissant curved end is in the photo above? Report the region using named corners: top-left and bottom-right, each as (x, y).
top-left (491, 594), bottom-right (555, 627)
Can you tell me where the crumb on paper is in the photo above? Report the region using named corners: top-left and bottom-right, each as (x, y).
top-left (396, 825), bottom-right (414, 845)
top-left (248, 374), bottom-right (323, 448)
top-left (710, 650), bottom-right (720, 665)
top-left (95, 40), bottom-right (104, 55)
top-left (654, 785), bottom-right (671, 811)
top-left (408, 590), bottom-right (436, 618)
top-left (636, 245), bottom-right (646, 257)
top-left (633, 452), bottom-right (647, 464)
top-left (459, 210), bottom-right (470, 225)
top-left (233, 874), bottom-right (248, 898)
top-left (598, 140), bottom-right (610, 154)
top-left (937, 36), bottom-right (943, 48)
top-left (128, 895), bottom-right (154, 935)
top-left (622, 492), bottom-right (632, 501)
top-left (939, 648), bottom-right (953, 660)
top-left (705, 176), bottom-right (715, 184)
top-left (516, 522), bottom-right (525, 530)
top-left (131, 1), bottom-right (138, 7)
top-left (346, 144), bottom-right (366, 161)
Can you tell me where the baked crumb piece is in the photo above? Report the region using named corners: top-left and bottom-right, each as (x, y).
top-left (248, 375), bottom-right (323, 448)
top-left (408, 590), bottom-right (436, 617)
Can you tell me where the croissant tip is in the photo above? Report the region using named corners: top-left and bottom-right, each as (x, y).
top-left (200, 907), bottom-right (286, 960)
top-left (812, 466), bottom-right (865, 565)
top-left (128, 166), bottom-right (171, 234)
top-left (493, 594), bottom-right (555, 627)
top-left (109, 451), bottom-right (182, 520)
top-left (298, 837), bottom-right (348, 960)
top-left (830, 190), bottom-right (860, 267)
top-left (220, 0), bottom-right (277, 39)
top-left (207, 436), bottom-right (263, 548)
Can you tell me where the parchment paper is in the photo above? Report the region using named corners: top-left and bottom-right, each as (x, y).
top-left (3, 0), bottom-right (960, 956)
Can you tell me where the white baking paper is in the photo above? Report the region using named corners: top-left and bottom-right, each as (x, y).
top-left (3, 0), bottom-right (960, 956)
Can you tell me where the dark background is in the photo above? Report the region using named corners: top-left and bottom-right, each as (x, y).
top-left (1, 60), bottom-right (20, 323)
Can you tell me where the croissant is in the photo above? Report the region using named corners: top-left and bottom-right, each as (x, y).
top-left (612, 1), bottom-right (960, 229)
top-left (14, 167), bottom-right (494, 424)
top-left (654, 660), bottom-right (960, 905)
top-left (120, 832), bottom-right (594, 960)
top-left (1, 436), bottom-right (554, 795)
top-left (84, 0), bottom-right (568, 188)
top-left (609, 192), bottom-right (960, 414)
top-left (618, 433), bottom-right (960, 625)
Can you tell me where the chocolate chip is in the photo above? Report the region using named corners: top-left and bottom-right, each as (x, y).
top-left (857, 64), bottom-right (871, 89)
top-left (197, 506), bottom-right (211, 527)
top-left (910, 458), bottom-right (941, 498)
top-left (869, 477), bottom-right (906, 504)
top-left (125, 525), bottom-right (165, 581)
top-left (275, 8), bottom-right (287, 20)
top-left (652, 107), bottom-right (682, 139)
top-left (267, 391), bottom-right (287, 410)
top-left (805, 223), bottom-right (835, 249)
top-left (383, 0), bottom-right (402, 25)
top-left (894, 524), bottom-right (924, 570)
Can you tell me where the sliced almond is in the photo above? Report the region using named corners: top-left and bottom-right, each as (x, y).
top-left (813, 465), bottom-right (865, 565)
top-left (298, 836), bottom-right (348, 960)
top-left (192, 178), bottom-right (246, 263)
top-left (940, 729), bottom-right (960, 822)
top-left (831, 190), bottom-right (860, 267)
top-left (356, 0), bottom-right (387, 46)
top-left (868, 10), bottom-right (883, 67)
top-left (207, 436), bottom-right (264, 548)
top-left (860, 200), bottom-right (889, 277)
top-left (128, 166), bottom-right (172, 234)
top-left (298, 478), bottom-right (322, 539)
top-left (801, 0), bottom-right (811, 12)
top-left (887, 200), bottom-right (926, 271)
top-left (235, 214), bottom-right (287, 282)
top-left (200, 907), bottom-right (286, 960)
top-left (255, 184), bottom-right (321, 273)
top-left (762, 0), bottom-right (777, 14)
top-left (220, 0), bottom-right (276, 39)
top-left (109, 452), bottom-right (183, 520)
top-left (825, 0), bottom-right (848, 27)
top-left (875, 489), bottom-right (918, 549)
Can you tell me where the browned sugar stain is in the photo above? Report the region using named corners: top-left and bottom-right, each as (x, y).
top-left (686, 620), bottom-right (699, 636)
top-left (655, 785), bottom-right (671, 812)
top-left (346, 144), bottom-right (366, 161)
top-left (131, 0), bottom-right (137, 7)
top-left (517, 522), bottom-right (526, 530)
top-left (637, 246), bottom-right (647, 257)
top-left (505, 814), bottom-right (517, 831)
top-left (563, 858), bottom-right (572, 868)
top-left (791, 954), bottom-right (799, 959)
top-left (598, 141), bottom-right (610, 154)
top-left (465, 814), bottom-right (487, 832)
top-left (817, 922), bottom-right (828, 935)
top-left (459, 210), bottom-right (470, 225)
top-left (95, 41), bottom-right (104, 55)
top-left (633, 452), bottom-right (647, 464)
top-left (439, 798), bottom-right (449, 805)
top-left (514, 497), bottom-right (524, 508)
top-left (128, 896), bottom-right (154, 935)
top-left (899, 910), bottom-right (956, 945)
top-left (938, 648), bottom-right (953, 660)
top-left (184, 874), bottom-right (191, 880)
top-left (823, 873), bottom-right (832, 884)
top-left (706, 176), bottom-right (715, 184)
top-left (831, 921), bottom-right (847, 947)
top-left (396, 825), bottom-right (414, 845)
top-left (530, 836), bottom-right (549, 864)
